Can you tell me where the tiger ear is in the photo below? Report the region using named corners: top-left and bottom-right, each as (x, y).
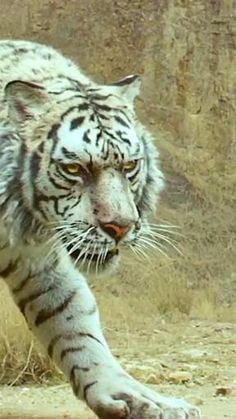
top-left (4, 80), bottom-right (49, 124)
top-left (111, 74), bottom-right (142, 104)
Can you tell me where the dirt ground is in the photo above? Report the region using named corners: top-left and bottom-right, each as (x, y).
top-left (0, 320), bottom-right (235, 419)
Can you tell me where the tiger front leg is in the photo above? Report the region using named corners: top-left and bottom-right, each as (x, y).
top-left (13, 259), bottom-right (201, 419)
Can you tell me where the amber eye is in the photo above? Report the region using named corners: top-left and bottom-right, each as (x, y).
top-left (123, 160), bottom-right (138, 173)
top-left (61, 163), bottom-right (84, 175)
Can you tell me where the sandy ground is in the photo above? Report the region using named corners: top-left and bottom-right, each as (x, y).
top-left (0, 320), bottom-right (235, 419)
top-left (0, 384), bottom-right (235, 419)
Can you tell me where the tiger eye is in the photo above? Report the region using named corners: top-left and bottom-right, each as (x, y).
top-left (123, 160), bottom-right (138, 173)
top-left (62, 163), bottom-right (84, 175)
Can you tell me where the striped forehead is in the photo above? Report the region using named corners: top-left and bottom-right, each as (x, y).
top-left (52, 114), bottom-right (142, 163)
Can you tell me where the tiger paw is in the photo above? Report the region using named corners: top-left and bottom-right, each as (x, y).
top-left (83, 374), bottom-right (201, 419)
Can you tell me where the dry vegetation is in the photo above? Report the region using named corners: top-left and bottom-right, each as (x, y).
top-left (0, 0), bottom-right (236, 386)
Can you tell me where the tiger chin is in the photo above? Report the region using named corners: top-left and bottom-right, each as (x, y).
top-left (0, 40), bottom-right (201, 419)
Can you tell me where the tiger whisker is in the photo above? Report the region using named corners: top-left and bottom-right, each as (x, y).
top-left (148, 227), bottom-right (184, 237)
top-left (127, 244), bottom-right (140, 260)
top-left (145, 222), bottom-right (183, 233)
top-left (133, 246), bottom-right (149, 261)
top-left (146, 231), bottom-right (179, 245)
top-left (148, 222), bottom-right (180, 228)
top-left (73, 240), bottom-right (92, 268)
top-left (66, 236), bottom-right (81, 253)
top-left (138, 236), bottom-right (166, 250)
top-left (138, 237), bottom-right (171, 259)
top-left (87, 243), bottom-right (97, 274)
top-left (131, 242), bottom-right (150, 261)
top-left (101, 245), bottom-right (108, 265)
top-left (45, 233), bottom-right (74, 261)
top-left (67, 227), bottom-right (95, 256)
top-left (95, 248), bottom-right (103, 275)
top-left (44, 232), bottom-right (68, 264)
top-left (44, 226), bottom-right (94, 267)
top-left (69, 235), bottom-right (95, 267)
top-left (142, 233), bottom-right (183, 255)
top-left (67, 237), bottom-right (87, 257)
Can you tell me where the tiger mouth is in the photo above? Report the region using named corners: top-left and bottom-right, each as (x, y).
top-left (68, 246), bottom-right (119, 265)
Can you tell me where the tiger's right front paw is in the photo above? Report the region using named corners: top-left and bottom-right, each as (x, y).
top-left (82, 373), bottom-right (201, 419)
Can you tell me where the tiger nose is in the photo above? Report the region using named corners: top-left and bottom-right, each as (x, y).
top-left (100, 222), bottom-right (131, 242)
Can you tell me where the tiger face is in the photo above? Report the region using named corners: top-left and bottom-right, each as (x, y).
top-left (5, 76), bottom-right (164, 271)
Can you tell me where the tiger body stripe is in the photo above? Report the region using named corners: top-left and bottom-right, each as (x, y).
top-left (0, 40), bottom-right (201, 418)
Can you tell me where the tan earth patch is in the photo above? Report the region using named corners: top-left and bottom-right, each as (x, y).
top-left (0, 320), bottom-right (235, 419)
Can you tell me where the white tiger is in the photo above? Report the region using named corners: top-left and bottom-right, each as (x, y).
top-left (0, 40), bottom-right (201, 419)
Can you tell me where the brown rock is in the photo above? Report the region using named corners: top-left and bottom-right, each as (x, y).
top-left (168, 371), bottom-right (193, 384)
top-left (215, 387), bottom-right (233, 397)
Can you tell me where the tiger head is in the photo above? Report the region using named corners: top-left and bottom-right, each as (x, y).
top-left (4, 76), bottom-right (164, 272)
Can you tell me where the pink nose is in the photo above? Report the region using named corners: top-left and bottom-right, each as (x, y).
top-left (100, 222), bottom-right (131, 242)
